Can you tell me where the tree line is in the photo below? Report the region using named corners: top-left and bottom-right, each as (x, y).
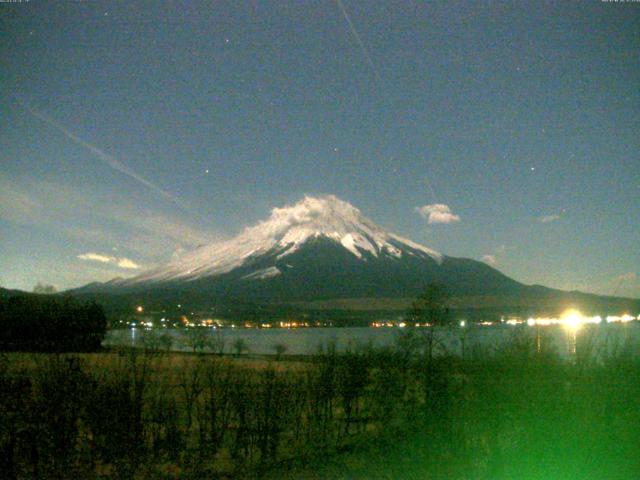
top-left (0, 294), bottom-right (107, 352)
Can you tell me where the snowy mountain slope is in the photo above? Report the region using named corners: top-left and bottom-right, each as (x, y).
top-left (71, 195), bottom-right (640, 317)
top-left (121, 195), bottom-right (442, 285)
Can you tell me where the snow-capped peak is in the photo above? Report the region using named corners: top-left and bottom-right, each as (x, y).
top-left (127, 195), bottom-right (442, 284)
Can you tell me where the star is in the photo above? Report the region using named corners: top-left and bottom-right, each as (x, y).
top-left (205, 169), bottom-right (209, 174)
top-left (530, 167), bottom-right (535, 171)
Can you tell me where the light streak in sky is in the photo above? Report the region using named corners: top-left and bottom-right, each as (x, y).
top-left (24, 104), bottom-right (189, 211)
top-left (424, 176), bottom-right (438, 203)
top-left (335, 0), bottom-right (382, 83)
top-left (334, 2), bottom-right (451, 212)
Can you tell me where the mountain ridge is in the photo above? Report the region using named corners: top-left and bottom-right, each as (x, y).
top-left (69, 195), bottom-right (640, 318)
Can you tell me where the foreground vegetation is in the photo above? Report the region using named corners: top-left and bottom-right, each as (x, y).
top-left (1, 327), bottom-right (640, 479)
top-left (0, 294), bottom-right (107, 352)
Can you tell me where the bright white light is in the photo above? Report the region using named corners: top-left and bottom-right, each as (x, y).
top-left (608, 314), bottom-right (635, 323)
top-left (459, 320), bottom-right (466, 327)
top-left (561, 309), bottom-right (583, 331)
top-left (536, 318), bottom-right (555, 326)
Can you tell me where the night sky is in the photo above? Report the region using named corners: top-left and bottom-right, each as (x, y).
top-left (1, 1), bottom-right (638, 297)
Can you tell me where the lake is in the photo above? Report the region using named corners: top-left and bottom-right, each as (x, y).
top-left (104, 321), bottom-right (640, 359)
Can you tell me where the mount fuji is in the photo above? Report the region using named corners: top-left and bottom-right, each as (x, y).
top-left (74, 195), bottom-right (639, 319)
top-left (124, 194), bottom-right (443, 285)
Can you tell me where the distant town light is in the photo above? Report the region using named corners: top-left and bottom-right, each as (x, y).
top-left (607, 313), bottom-right (635, 323)
top-left (136, 306), bottom-right (143, 313)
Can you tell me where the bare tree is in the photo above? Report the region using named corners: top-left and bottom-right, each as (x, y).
top-left (405, 283), bottom-right (451, 361)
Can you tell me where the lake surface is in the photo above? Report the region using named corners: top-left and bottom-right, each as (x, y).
top-left (104, 322), bottom-right (640, 359)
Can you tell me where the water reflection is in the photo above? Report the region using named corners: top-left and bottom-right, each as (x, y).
top-left (566, 328), bottom-right (577, 357)
top-left (106, 321), bottom-right (640, 360)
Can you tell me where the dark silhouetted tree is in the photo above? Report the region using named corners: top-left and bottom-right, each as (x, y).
top-left (0, 295), bottom-right (107, 352)
top-left (403, 283), bottom-right (452, 361)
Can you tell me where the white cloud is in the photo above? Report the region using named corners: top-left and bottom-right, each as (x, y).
top-left (481, 244), bottom-right (509, 268)
top-left (77, 252), bottom-right (142, 270)
top-left (77, 253), bottom-right (113, 263)
top-left (415, 204), bottom-right (460, 224)
top-left (539, 214), bottom-right (560, 223)
top-left (482, 254), bottom-right (497, 266)
top-left (116, 258), bottom-right (142, 269)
